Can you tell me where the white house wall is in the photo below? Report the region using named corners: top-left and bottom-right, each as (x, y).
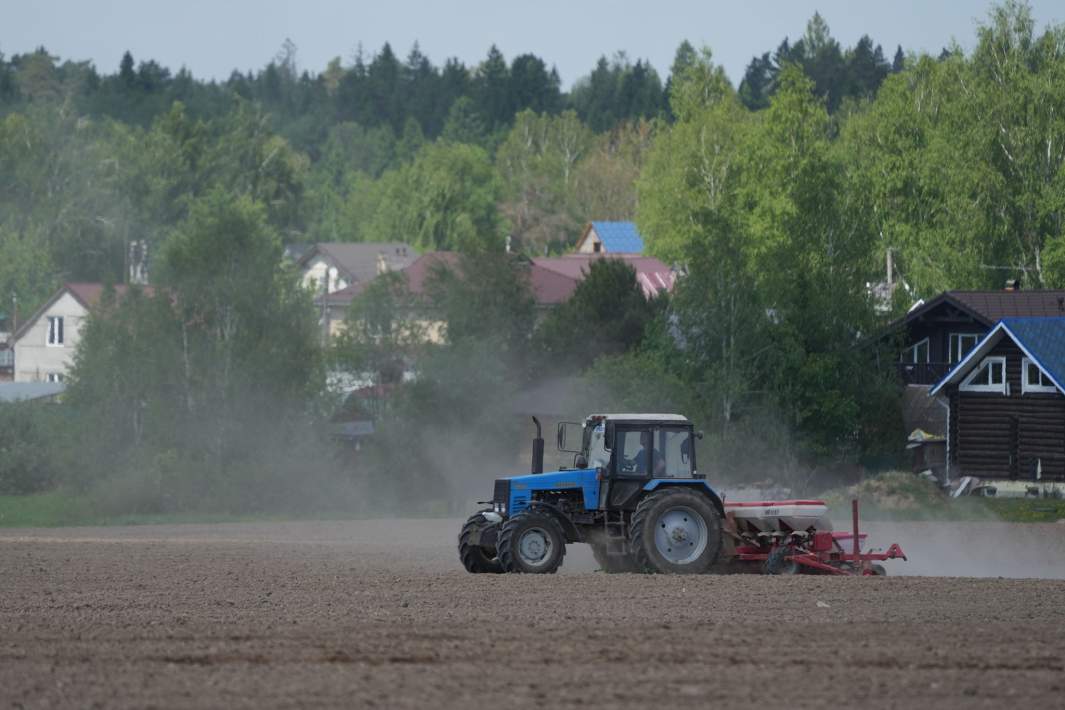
top-left (301, 256), bottom-right (349, 295)
top-left (13, 292), bottom-right (87, 382)
top-left (577, 228), bottom-right (603, 254)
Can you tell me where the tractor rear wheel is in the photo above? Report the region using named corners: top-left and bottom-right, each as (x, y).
top-left (630, 488), bottom-right (722, 574)
top-left (497, 511), bottom-right (566, 573)
top-left (458, 511), bottom-right (503, 574)
top-left (591, 544), bottom-right (640, 573)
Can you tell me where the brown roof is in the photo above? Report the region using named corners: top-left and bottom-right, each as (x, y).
top-left (12, 283), bottom-right (154, 342)
top-left (948, 290), bottom-right (1065, 321)
top-left (899, 289), bottom-right (1065, 329)
top-left (298, 242), bottom-right (419, 285)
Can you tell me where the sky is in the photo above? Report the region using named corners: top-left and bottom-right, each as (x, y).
top-left (3, 1), bottom-right (1063, 88)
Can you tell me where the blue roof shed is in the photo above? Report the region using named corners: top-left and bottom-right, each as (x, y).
top-left (577, 221), bottom-right (645, 254)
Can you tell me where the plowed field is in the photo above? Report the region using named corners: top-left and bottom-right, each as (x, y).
top-left (2, 519), bottom-right (1064, 708)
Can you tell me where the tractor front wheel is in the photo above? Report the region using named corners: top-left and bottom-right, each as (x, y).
top-left (497, 511), bottom-right (566, 573)
top-left (458, 511), bottom-right (503, 574)
top-left (630, 488), bottom-right (722, 574)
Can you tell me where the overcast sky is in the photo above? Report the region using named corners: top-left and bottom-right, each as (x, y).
top-left (4, 1), bottom-right (1063, 87)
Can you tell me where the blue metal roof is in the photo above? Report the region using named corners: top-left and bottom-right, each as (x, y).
top-left (590, 221), bottom-right (644, 254)
top-left (1000, 317), bottom-right (1065, 392)
top-left (930, 317), bottom-right (1065, 395)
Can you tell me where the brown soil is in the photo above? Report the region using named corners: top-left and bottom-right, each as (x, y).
top-left (2, 519), bottom-right (1064, 709)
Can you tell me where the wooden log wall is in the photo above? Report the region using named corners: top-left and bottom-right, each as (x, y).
top-left (948, 338), bottom-right (1065, 481)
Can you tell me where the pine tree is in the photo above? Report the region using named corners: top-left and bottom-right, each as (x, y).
top-left (474, 45), bottom-right (512, 130)
top-left (738, 52), bottom-right (774, 110)
top-left (119, 51), bottom-right (136, 87)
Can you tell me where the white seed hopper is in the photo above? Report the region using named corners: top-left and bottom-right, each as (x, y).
top-left (724, 499), bottom-right (833, 533)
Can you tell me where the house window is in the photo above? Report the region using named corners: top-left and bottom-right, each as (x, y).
top-left (1022, 358), bottom-right (1056, 394)
top-left (47, 316), bottom-right (64, 346)
top-left (949, 333), bottom-right (980, 363)
top-left (960, 356), bottom-right (1007, 393)
top-left (46, 372), bottom-right (64, 383)
top-left (902, 337), bottom-right (930, 364)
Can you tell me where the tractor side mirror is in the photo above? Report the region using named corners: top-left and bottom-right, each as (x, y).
top-left (696, 430), bottom-right (704, 440)
top-left (557, 421), bottom-right (582, 453)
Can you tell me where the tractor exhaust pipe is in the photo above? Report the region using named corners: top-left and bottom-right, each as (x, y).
top-left (531, 416), bottom-right (544, 474)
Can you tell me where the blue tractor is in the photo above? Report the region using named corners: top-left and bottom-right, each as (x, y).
top-left (458, 414), bottom-right (725, 574)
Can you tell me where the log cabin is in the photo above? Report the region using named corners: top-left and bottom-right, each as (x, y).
top-left (930, 317), bottom-right (1065, 483)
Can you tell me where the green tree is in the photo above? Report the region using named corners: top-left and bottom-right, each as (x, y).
top-left (496, 109), bottom-right (593, 251)
top-left (426, 252), bottom-right (535, 353)
top-left (333, 270), bottom-right (425, 386)
top-left (535, 259), bottom-right (657, 369)
top-left (364, 141), bottom-right (505, 252)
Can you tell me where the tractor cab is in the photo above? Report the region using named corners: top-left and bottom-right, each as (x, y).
top-left (578, 414), bottom-right (699, 480)
top-left (567, 414), bottom-right (700, 512)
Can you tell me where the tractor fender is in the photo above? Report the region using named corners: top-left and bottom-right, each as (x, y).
top-left (526, 502), bottom-right (583, 544)
top-left (642, 480), bottom-right (725, 516)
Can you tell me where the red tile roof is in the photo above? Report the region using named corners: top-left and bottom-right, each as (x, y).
top-left (317, 252), bottom-right (678, 309)
top-left (532, 254), bottom-right (676, 298)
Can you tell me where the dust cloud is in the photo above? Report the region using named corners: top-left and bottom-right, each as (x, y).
top-left (862, 520), bottom-right (1065, 579)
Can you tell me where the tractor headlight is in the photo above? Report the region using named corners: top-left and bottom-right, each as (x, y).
top-left (493, 501), bottom-right (506, 514)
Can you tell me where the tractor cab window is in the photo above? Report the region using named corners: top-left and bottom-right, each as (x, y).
top-left (656, 427), bottom-right (694, 478)
top-left (585, 422), bottom-right (610, 470)
top-left (615, 428), bottom-right (658, 476)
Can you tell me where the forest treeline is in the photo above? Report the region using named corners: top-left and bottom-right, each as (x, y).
top-left (3, 2), bottom-right (1065, 514)
top-left (0, 12), bottom-right (906, 315)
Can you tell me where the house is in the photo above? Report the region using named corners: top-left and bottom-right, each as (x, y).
top-left (575, 221), bottom-right (645, 255)
top-left (890, 287), bottom-right (1065, 386)
top-left (315, 252), bottom-right (678, 341)
top-left (930, 317), bottom-right (1065, 489)
top-left (9, 283), bottom-right (148, 383)
top-left (882, 286), bottom-right (1065, 466)
top-left (297, 242), bottom-right (418, 297)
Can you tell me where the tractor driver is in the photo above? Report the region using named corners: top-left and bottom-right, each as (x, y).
top-left (633, 430), bottom-right (666, 476)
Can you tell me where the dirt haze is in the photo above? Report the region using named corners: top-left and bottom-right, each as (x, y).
top-left (2, 519), bottom-right (1064, 709)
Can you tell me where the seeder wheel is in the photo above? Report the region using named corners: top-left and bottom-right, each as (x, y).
top-left (763, 545), bottom-right (801, 575)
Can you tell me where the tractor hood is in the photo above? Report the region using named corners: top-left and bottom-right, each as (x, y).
top-left (492, 468), bottom-right (601, 516)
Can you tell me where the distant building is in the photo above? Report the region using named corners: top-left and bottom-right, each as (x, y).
top-left (888, 286), bottom-right (1065, 387)
top-left (575, 221), bottom-right (645, 255)
top-left (9, 283), bottom-right (151, 383)
top-left (315, 252), bottom-right (678, 342)
top-left (297, 242), bottom-right (418, 297)
top-left (930, 317), bottom-right (1065, 488)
